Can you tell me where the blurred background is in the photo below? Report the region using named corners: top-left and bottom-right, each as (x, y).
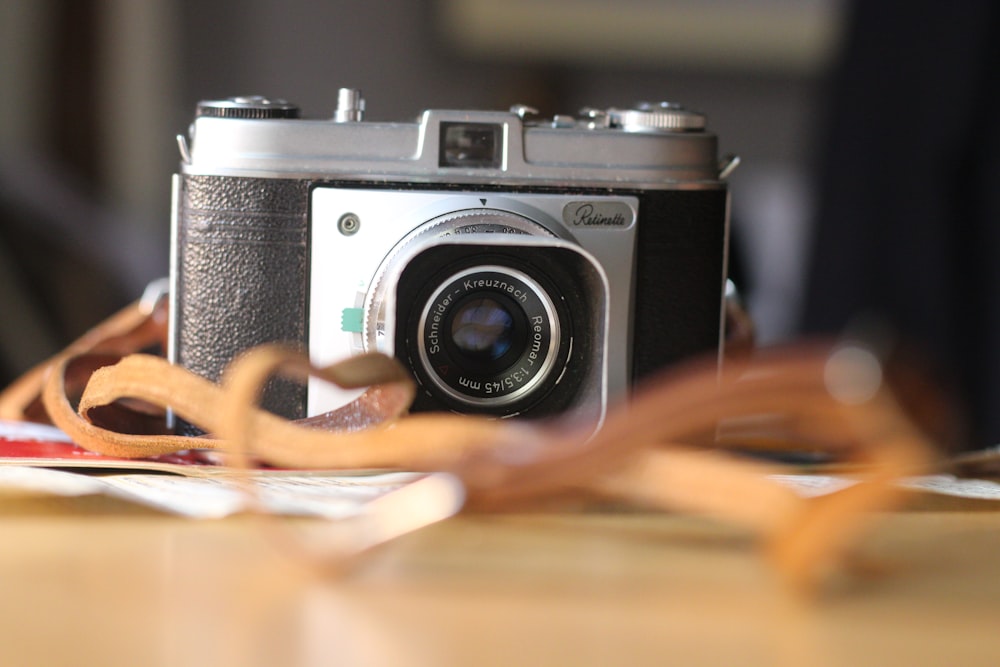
top-left (0, 0), bottom-right (837, 358)
top-left (3, 0), bottom-right (997, 449)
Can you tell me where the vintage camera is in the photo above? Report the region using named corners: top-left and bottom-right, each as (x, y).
top-left (169, 89), bottom-right (735, 433)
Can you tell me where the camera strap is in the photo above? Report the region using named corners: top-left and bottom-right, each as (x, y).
top-left (0, 288), bottom-right (938, 593)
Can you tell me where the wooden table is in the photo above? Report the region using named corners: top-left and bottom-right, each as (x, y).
top-left (1, 493), bottom-right (998, 666)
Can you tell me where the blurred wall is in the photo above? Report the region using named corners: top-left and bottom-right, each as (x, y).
top-left (0, 0), bottom-right (844, 377)
top-left (176, 0), bottom-right (844, 344)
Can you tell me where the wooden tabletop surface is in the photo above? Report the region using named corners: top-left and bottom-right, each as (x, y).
top-left (1, 493), bottom-right (998, 666)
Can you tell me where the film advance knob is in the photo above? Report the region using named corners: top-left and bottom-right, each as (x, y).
top-left (607, 102), bottom-right (706, 132)
top-left (195, 96), bottom-right (301, 119)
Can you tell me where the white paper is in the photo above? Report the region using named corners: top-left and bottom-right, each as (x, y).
top-left (0, 421), bottom-right (73, 442)
top-left (772, 472), bottom-right (1000, 501)
top-left (0, 466), bottom-right (106, 496)
top-left (3, 465), bottom-right (997, 519)
top-left (898, 474), bottom-right (1000, 500)
top-left (0, 466), bottom-right (443, 519)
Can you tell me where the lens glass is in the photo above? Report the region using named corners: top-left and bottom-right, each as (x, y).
top-left (450, 297), bottom-right (515, 362)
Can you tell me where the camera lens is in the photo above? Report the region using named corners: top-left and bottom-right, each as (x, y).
top-left (416, 265), bottom-right (562, 410)
top-left (361, 208), bottom-right (555, 357)
top-left (449, 296), bottom-right (516, 364)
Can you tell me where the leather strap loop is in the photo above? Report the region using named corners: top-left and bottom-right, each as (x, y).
top-left (0, 287), bottom-right (940, 593)
top-left (0, 296), bottom-right (167, 422)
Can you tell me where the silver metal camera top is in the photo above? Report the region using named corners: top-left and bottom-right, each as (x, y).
top-left (182, 90), bottom-right (730, 186)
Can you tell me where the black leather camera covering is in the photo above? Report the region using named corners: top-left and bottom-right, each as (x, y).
top-left (174, 174), bottom-right (311, 424)
top-left (631, 188), bottom-right (728, 382)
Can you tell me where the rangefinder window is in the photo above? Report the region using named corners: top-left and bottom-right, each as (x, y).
top-left (440, 122), bottom-right (503, 168)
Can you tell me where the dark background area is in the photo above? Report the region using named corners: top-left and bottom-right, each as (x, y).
top-left (1, 0), bottom-right (834, 364)
top-left (11, 1), bottom-right (996, 450)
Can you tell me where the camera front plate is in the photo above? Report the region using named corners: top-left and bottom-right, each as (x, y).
top-left (307, 187), bottom-right (638, 416)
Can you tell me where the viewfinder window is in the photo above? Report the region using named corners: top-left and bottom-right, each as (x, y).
top-left (440, 122), bottom-right (503, 168)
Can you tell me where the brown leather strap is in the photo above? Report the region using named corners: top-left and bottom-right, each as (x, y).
top-left (58, 339), bottom-right (932, 592)
top-left (0, 287), bottom-right (941, 593)
top-left (0, 296), bottom-right (167, 423)
top-left (47, 348), bottom-right (528, 470)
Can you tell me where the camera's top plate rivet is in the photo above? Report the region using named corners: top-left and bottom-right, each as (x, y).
top-left (196, 96), bottom-right (301, 119)
top-left (579, 107), bottom-right (610, 130)
top-left (510, 104), bottom-right (539, 119)
top-left (551, 115), bottom-right (576, 129)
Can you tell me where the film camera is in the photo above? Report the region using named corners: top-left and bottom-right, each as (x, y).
top-left (169, 89), bottom-right (735, 432)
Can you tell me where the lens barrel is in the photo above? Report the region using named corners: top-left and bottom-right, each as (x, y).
top-left (394, 241), bottom-right (604, 420)
top-left (416, 265), bottom-right (561, 408)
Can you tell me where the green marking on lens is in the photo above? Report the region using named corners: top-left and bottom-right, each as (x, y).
top-left (341, 307), bottom-right (364, 333)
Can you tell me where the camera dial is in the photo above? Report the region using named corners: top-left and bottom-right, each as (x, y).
top-left (607, 102), bottom-right (706, 132)
top-left (195, 96), bottom-right (300, 119)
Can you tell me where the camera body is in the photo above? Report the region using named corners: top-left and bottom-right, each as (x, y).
top-left (169, 90), bottom-right (733, 432)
